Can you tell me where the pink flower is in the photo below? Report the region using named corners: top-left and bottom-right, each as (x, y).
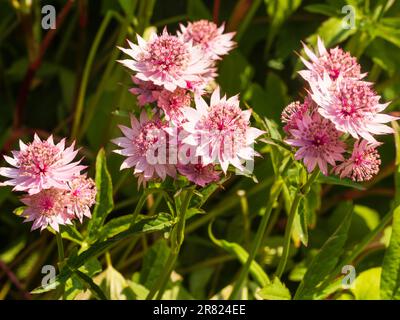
top-left (310, 74), bottom-right (397, 142)
top-left (281, 95), bottom-right (316, 134)
top-left (153, 88), bottom-right (191, 124)
top-left (299, 37), bottom-right (365, 83)
top-left (335, 140), bottom-right (381, 181)
top-left (66, 175), bottom-right (97, 222)
top-left (286, 112), bottom-right (346, 175)
top-left (0, 134), bottom-right (85, 195)
top-left (129, 76), bottom-right (160, 106)
top-left (181, 87), bottom-right (264, 173)
top-left (178, 20), bottom-right (236, 60)
top-left (118, 29), bottom-right (213, 92)
top-left (112, 111), bottom-right (176, 187)
top-left (177, 162), bottom-right (220, 187)
top-left (20, 188), bottom-right (74, 232)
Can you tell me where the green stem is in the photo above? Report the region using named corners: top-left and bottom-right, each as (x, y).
top-left (71, 11), bottom-right (123, 139)
top-left (56, 232), bottom-right (64, 269)
top-left (275, 170), bottom-right (319, 279)
top-left (229, 179), bottom-right (284, 299)
top-left (146, 188), bottom-right (194, 300)
top-left (56, 232), bottom-right (65, 299)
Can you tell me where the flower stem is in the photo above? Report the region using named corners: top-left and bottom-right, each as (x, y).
top-left (146, 188), bottom-right (194, 300)
top-left (275, 170), bottom-right (319, 279)
top-left (55, 231), bottom-right (65, 299)
top-left (229, 179), bottom-right (284, 299)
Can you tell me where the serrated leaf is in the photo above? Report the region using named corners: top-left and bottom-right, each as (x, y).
top-left (258, 277), bottom-right (291, 300)
top-left (295, 202), bottom-right (353, 299)
top-left (87, 148), bottom-right (114, 241)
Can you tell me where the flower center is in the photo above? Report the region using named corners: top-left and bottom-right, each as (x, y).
top-left (18, 141), bottom-right (60, 176)
top-left (135, 121), bottom-right (166, 153)
top-left (146, 35), bottom-right (189, 73)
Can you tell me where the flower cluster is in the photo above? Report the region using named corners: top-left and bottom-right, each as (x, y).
top-left (0, 134), bottom-right (96, 232)
top-left (114, 20), bottom-right (263, 188)
top-left (282, 38), bottom-right (397, 181)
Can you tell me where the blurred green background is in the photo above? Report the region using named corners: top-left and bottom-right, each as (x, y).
top-left (0, 0), bottom-right (399, 299)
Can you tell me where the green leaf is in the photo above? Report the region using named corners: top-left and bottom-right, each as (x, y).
top-left (31, 214), bottom-right (173, 294)
top-left (304, 4), bottom-right (339, 16)
top-left (208, 223), bottom-right (269, 287)
top-left (258, 277), bottom-right (291, 300)
top-left (375, 24), bottom-right (400, 48)
top-left (353, 267), bottom-right (381, 300)
top-left (140, 239), bottom-right (171, 290)
top-left (97, 264), bottom-right (128, 300)
top-left (87, 148), bottom-right (114, 241)
top-left (295, 202), bottom-right (354, 299)
top-left (317, 175), bottom-right (366, 190)
top-left (122, 280), bottom-right (149, 300)
top-left (381, 205), bottom-right (400, 299)
top-left (75, 270), bottom-right (108, 300)
top-left (307, 17), bottom-right (356, 47)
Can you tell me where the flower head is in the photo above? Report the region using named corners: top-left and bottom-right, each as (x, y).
top-left (129, 76), bottom-right (160, 106)
top-left (112, 111), bottom-right (176, 187)
top-left (181, 87), bottom-right (264, 173)
top-left (335, 140), bottom-right (381, 181)
top-left (177, 162), bottom-right (220, 187)
top-left (286, 112), bottom-right (346, 175)
top-left (178, 20), bottom-right (236, 60)
top-left (310, 74), bottom-right (397, 142)
top-left (20, 188), bottom-right (74, 232)
top-left (66, 175), bottom-right (96, 222)
top-left (299, 37), bottom-right (365, 83)
top-left (0, 134), bottom-right (85, 194)
top-left (281, 95), bottom-right (316, 134)
top-left (118, 29), bottom-right (213, 92)
top-left (153, 88), bottom-right (191, 124)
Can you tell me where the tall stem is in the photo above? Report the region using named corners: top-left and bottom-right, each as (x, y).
top-left (146, 188), bottom-right (194, 300)
top-left (275, 170), bottom-right (319, 279)
top-left (55, 232), bottom-right (65, 299)
top-left (229, 180), bottom-right (283, 299)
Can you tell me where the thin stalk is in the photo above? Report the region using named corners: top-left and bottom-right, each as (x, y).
top-left (229, 179), bottom-right (284, 299)
top-left (275, 170), bottom-right (319, 279)
top-left (71, 11), bottom-right (124, 139)
top-left (56, 232), bottom-right (65, 299)
top-left (146, 188), bottom-right (194, 300)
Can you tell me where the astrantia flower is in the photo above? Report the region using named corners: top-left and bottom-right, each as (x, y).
top-left (118, 29), bottom-right (213, 92)
top-left (310, 74), bottom-right (397, 142)
top-left (286, 112), bottom-right (346, 175)
top-left (112, 111), bottom-right (176, 187)
top-left (182, 87), bottom-right (264, 173)
top-left (0, 134), bottom-right (85, 194)
top-left (281, 96), bottom-right (316, 134)
top-left (178, 20), bottom-right (236, 60)
top-left (129, 76), bottom-right (160, 106)
top-left (335, 140), bottom-right (381, 181)
top-left (299, 37), bottom-right (365, 83)
top-left (66, 175), bottom-right (96, 222)
top-left (177, 162), bottom-right (220, 187)
top-left (20, 188), bottom-right (73, 232)
top-left (153, 88), bottom-right (191, 124)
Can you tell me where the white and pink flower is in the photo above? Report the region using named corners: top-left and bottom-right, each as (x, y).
top-left (181, 87), bottom-right (264, 173)
top-left (178, 20), bottom-right (236, 60)
top-left (285, 112), bottom-right (346, 175)
top-left (118, 29), bottom-right (213, 92)
top-left (0, 134), bottom-right (85, 195)
top-left (112, 111), bottom-right (176, 187)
